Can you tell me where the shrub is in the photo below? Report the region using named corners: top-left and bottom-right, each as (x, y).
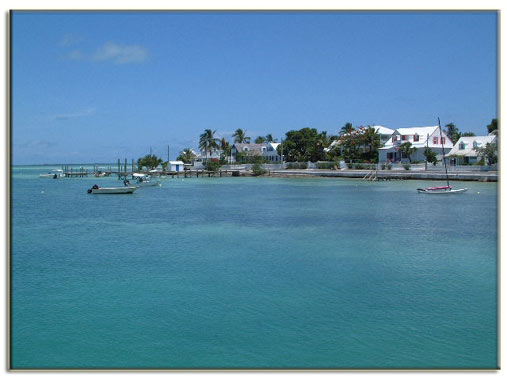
top-left (316, 162), bottom-right (338, 170)
top-left (286, 162), bottom-right (308, 169)
top-left (205, 161), bottom-right (221, 172)
top-left (403, 163), bottom-right (411, 170)
top-left (251, 163), bottom-right (267, 176)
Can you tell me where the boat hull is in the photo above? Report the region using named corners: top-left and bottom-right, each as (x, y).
top-left (90, 187), bottom-right (137, 194)
top-left (417, 188), bottom-right (468, 194)
top-left (134, 181), bottom-right (161, 187)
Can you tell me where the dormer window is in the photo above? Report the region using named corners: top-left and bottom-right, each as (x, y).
top-left (459, 142), bottom-right (466, 150)
top-left (414, 134), bottom-right (419, 142)
top-left (243, 147), bottom-right (249, 152)
top-left (473, 141), bottom-right (479, 149)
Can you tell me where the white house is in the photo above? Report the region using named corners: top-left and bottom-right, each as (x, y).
top-left (193, 148), bottom-right (223, 167)
top-left (263, 142), bottom-right (281, 162)
top-left (446, 135), bottom-right (497, 165)
top-left (379, 125), bottom-right (453, 163)
top-left (168, 160), bottom-right (185, 172)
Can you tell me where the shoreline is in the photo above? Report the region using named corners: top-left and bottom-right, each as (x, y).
top-left (264, 169), bottom-right (498, 182)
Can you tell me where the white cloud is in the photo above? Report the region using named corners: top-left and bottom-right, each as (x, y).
top-left (92, 42), bottom-right (148, 64)
top-left (67, 49), bottom-right (84, 60)
top-left (60, 34), bottom-right (83, 47)
top-left (53, 107), bottom-right (96, 120)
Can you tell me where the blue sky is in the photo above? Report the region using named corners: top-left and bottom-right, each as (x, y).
top-left (11, 11), bottom-right (498, 164)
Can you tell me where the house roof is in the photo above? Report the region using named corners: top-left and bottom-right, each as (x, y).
top-left (381, 125), bottom-right (453, 149)
top-left (446, 135), bottom-right (496, 157)
top-left (395, 125), bottom-right (439, 137)
top-left (233, 143), bottom-right (266, 153)
top-left (169, 161), bottom-right (185, 165)
top-left (372, 125), bottom-right (395, 135)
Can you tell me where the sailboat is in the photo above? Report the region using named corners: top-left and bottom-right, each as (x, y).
top-left (417, 118), bottom-right (468, 194)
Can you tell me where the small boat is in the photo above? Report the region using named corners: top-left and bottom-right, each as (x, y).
top-left (40, 169), bottom-right (65, 179)
top-left (124, 173), bottom-right (161, 188)
top-left (418, 118), bottom-right (467, 194)
top-left (88, 185), bottom-right (136, 194)
top-left (417, 185), bottom-right (467, 194)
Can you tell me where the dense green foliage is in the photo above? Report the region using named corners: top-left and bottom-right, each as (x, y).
top-left (278, 127), bottom-right (331, 162)
top-left (177, 148), bottom-right (197, 164)
top-left (399, 142), bottom-right (416, 162)
top-left (424, 147), bottom-right (438, 166)
top-left (137, 154), bottom-right (163, 170)
top-left (476, 142), bottom-right (498, 165)
top-left (251, 163), bottom-right (267, 176)
top-left (285, 162), bottom-right (308, 169)
top-left (205, 160), bottom-right (221, 172)
top-left (487, 118), bottom-right (498, 134)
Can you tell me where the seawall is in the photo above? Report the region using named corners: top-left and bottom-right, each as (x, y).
top-left (268, 169), bottom-right (498, 182)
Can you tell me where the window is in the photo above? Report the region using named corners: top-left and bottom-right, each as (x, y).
top-left (414, 134), bottom-right (419, 142)
top-left (459, 142), bottom-right (466, 150)
top-left (392, 136), bottom-right (397, 142)
top-left (441, 137), bottom-right (446, 145)
top-left (401, 135), bottom-right (407, 141)
top-left (433, 137), bottom-right (439, 144)
top-left (243, 147), bottom-right (248, 151)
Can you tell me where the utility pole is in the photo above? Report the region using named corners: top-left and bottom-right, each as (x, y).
top-left (167, 145), bottom-right (170, 163)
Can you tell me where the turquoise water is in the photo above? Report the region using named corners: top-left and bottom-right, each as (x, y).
top-left (10, 166), bottom-right (498, 369)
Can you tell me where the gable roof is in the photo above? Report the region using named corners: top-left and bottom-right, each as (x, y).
top-left (395, 125), bottom-right (439, 137)
top-left (447, 135), bottom-right (496, 157)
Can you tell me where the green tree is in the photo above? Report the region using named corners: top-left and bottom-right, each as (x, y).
top-left (265, 134), bottom-right (277, 142)
top-left (254, 136), bottom-right (266, 144)
top-left (461, 132), bottom-right (476, 137)
top-left (340, 122), bottom-right (354, 135)
top-left (137, 154), bottom-right (163, 170)
top-left (361, 126), bottom-right (381, 162)
top-left (399, 142), bottom-right (416, 163)
top-left (445, 123), bottom-right (461, 144)
top-left (177, 148), bottom-right (197, 164)
top-left (424, 147), bottom-right (438, 166)
top-left (199, 129), bottom-right (220, 164)
top-left (232, 128), bottom-right (251, 143)
top-left (487, 118), bottom-right (498, 134)
top-left (278, 127), bottom-right (323, 162)
top-left (476, 142), bottom-right (498, 165)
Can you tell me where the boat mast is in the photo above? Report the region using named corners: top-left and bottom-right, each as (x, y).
top-left (437, 117), bottom-right (450, 188)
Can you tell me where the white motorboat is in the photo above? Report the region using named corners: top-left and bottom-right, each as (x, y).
top-left (88, 185), bottom-right (136, 194)
top-left (124, 173), bottom-right (161, 187)
top-left (40, 169), bottom-right (65, 178)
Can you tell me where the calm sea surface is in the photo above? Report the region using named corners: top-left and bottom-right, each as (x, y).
top-left (10, 165), bottom-right (498, 369)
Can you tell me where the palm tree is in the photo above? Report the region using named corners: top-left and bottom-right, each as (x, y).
top-left (399, 142), bottom-right (416, 163)
top-left (232, 128), bottom-right (251, 143)
top-left (199, 129), bottom-right (220, 164)
top-left (177, 148), bottom-right (197, 164)
top-left (265, 134), bottom-right (277, 143)
top-left (340, 122), bottom-right (354, 135)
top-left (255, 136), bottom-right (266, 144)
top-left (445, 123), bottom-right (460, 144)
top-left (362, 126), bottom-right (381, 157)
